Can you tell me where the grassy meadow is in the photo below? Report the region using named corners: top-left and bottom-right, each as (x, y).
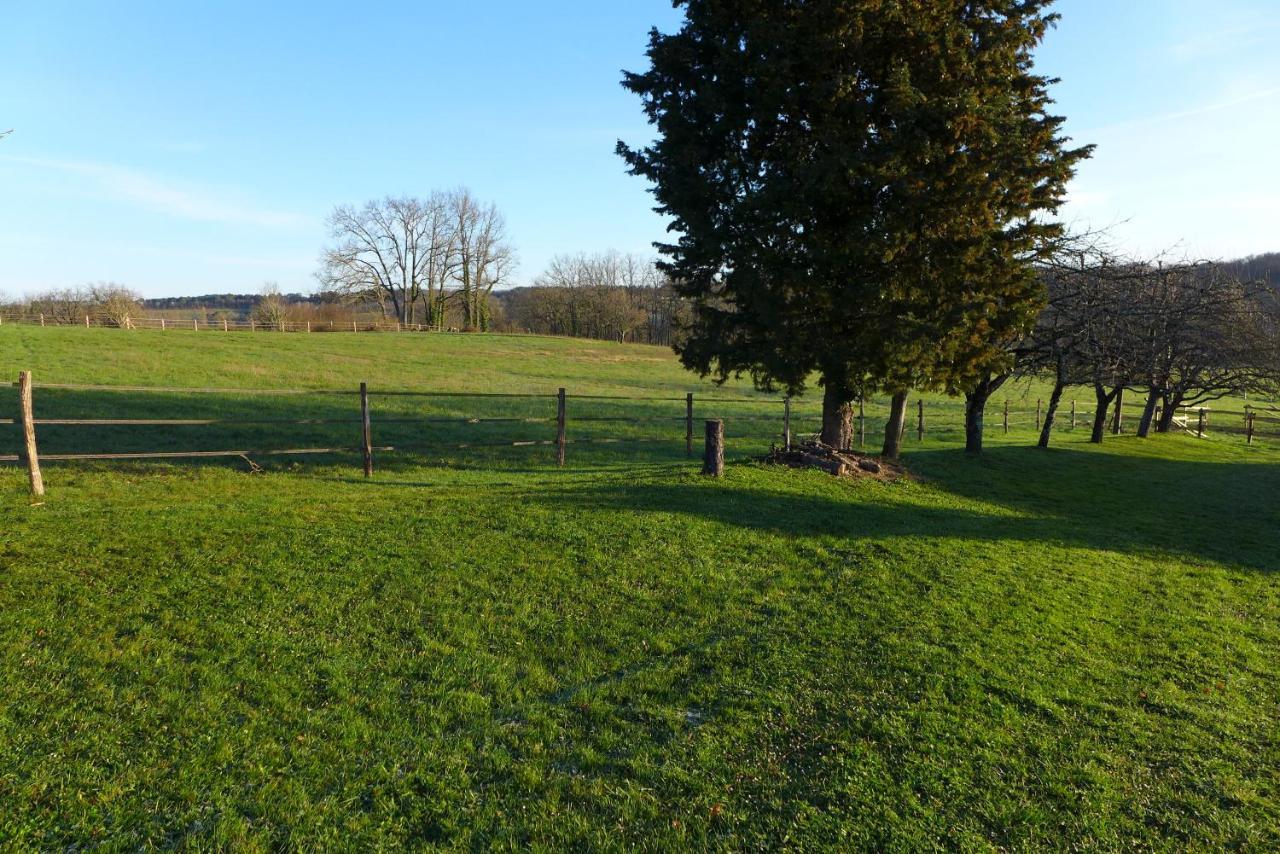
top-left (2, 324), bottom-right (1279, 848)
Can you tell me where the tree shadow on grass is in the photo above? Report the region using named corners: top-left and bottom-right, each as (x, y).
top-left (525, 443), bottom-right (1279, 574)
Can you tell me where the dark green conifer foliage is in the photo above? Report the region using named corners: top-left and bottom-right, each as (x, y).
top-left (619, 0), bottom-right (1092, 455)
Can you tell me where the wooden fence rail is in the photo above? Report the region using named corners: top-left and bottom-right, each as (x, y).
top-left (0, 312), bottom-right (447, 334)
top-left (5, 372), bottom-right (1274, 497)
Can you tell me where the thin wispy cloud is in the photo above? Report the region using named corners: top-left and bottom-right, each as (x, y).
top-left (1082, 86), bottom-right (1280, 137)
top-left (3, 156), bottom-right (306, 228)
top-left (1170, 20), bottom-right (1280, 61)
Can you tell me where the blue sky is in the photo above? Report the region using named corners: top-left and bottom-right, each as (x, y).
top-left (2, 0), bottom-right (1278, 298)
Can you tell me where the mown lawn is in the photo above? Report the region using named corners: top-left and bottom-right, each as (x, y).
top-left (2, 326), bottom-right (1279, 848)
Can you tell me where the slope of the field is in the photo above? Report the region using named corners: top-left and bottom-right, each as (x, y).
top-left (2, 326), bottom-right (1279, 849)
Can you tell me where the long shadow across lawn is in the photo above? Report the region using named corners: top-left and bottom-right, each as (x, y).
top-left (528, 442), bottom-right (1279, 573)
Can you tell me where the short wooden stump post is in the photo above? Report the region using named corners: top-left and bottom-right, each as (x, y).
top-left (703, 419), bottom-right (724, 477)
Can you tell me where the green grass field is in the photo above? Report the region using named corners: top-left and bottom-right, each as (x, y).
top-left (2, 326), bottom-right (1279, 849)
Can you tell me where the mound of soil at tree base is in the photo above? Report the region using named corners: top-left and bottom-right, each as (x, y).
top-left (763, 441), bottom-right (909, 482)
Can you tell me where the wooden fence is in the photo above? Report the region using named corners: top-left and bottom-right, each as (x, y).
top-left (0, 312), bottom-right (436, 334)
top-left (4, 373), bottom-right (1275, 497)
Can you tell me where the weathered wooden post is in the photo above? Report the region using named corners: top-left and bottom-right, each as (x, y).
top-left (84, 314), bottom-right (90, 328)
top-left (917, 399), bottom-right (925, 441)
top-left (685, 393), bottom-right (694, 457)
top-left (858, 398), bottom-right (866, 448)
top-left (160, 318), bottom-right (166, 331)
top-left (556, 388), bottom-right (567, 468)
top-left (250, 318), bottom-right (255, 332)
top-left (1197, 408), bottom-right (1206, 438)
top-left (780, 396), bottom-right (792, 450)
top-left (1035, 399), bottom-right (1042, 431)
top-left (360, 382), bottom-right (373, 477)
top-left (306, 321), bottom-right (311, 333)
top-left (1246, 412), bottom-right (1255, 445)
top-left (703, 419), bottom-right (724, 477)
top-left (18, 371), bottom-right (44, 497)
top-left (1112, 389), bottom-right (1124, 435)
top-left (1071, 400), bottom-right (1077, 429)
top-left (352, 321), bottom-right (357, 333)
top-left (39, 313), bottom-right (45, 327)
top-left (1003, 399), bottom-right (1009, 435)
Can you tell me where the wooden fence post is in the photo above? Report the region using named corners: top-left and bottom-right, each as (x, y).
top-left (223, 318), bottom-right (229, 332)
top-left (360, 382), bottom-right (373, 477)
top-left (917, 399), bottom-right (925, 441)
top-left (18, 371), bottom-right (44, 497)
top-left (704, 419), bottom-right (724, 477)
top-left (686, 393), bottom-right (694, 457)
top-left (1003, 399), bottom-right (1009, 435)
top-left (556, 388), bottom-right (567, 468)
top-left (85, 314), bottom-right (90, 328)
top-left (40, 313), bottom-right (45, 327)
top-left (1197, 408), bottom-right (1206, 438)
top-left (1070, 399), bottom-right (1077, 429)
top-left (193, 318), bottom-right (199, 331)
top-left (1246, 411), bottom-right (1255, 445)
top-left (1112, 389), bottom-right (1124, 435)
top-left (250, 318), bottom-right (255, 332)
top-left (160, 318), bottom-right (166, 330)
top-left (306, 321), bottom-right (311, 333)
top-left (1035, 399), bottom-right (1042, 431)
top-left (858, 398), bottom-right (866, 448)
top-left (784, 396), bottom-right (792, 451)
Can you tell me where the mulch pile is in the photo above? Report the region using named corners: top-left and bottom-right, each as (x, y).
top-left (763, 440), bottom-right (908, 482)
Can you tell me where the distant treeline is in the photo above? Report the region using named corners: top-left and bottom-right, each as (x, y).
top-left (4, 251), bottom-right (1276, 346)
top-left (1221, 253), bottom-right (1280, 288)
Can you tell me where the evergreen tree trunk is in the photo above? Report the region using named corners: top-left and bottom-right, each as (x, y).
top-left (882, 391), bottom-right (908, 459)
top-left (1091, 384), bottom-right (1113, 444)
top-left (1137, 387), bottom-right (1162, 438)
top-left (1038, 380), bottom-right (1066, 448)
top-left (820, 385), bottom-right (854, 450)
top-left (964, 389), bottom-right (990, 454)
top-left (963, 372), bottom-right (1009, 455)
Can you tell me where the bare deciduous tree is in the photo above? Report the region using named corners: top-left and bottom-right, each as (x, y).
top-left (28, 287), bottom-right (93, 324)
top-left (89, 283), bottom-right (143, 329)
top-left (450, 189), bottom-right (515, 331)
top-left (253, 283), bottom-right (289, 331)
top-left (319, 190), bottom-right (514, 331)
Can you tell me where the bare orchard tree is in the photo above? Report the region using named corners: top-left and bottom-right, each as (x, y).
top-left (449, 189), bottom-right (515, 331)
top-left (253, 283), bottom-right (289, 331)
top-left (1139, 266), bottom-right (1280, 433)
top-left (89, 283), bottom-right (143, 329)
top-left (318, 194), bottom-right (457, 326)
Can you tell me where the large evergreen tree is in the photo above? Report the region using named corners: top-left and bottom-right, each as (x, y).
top-left (619, 0), bottom-right (1091, 457)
